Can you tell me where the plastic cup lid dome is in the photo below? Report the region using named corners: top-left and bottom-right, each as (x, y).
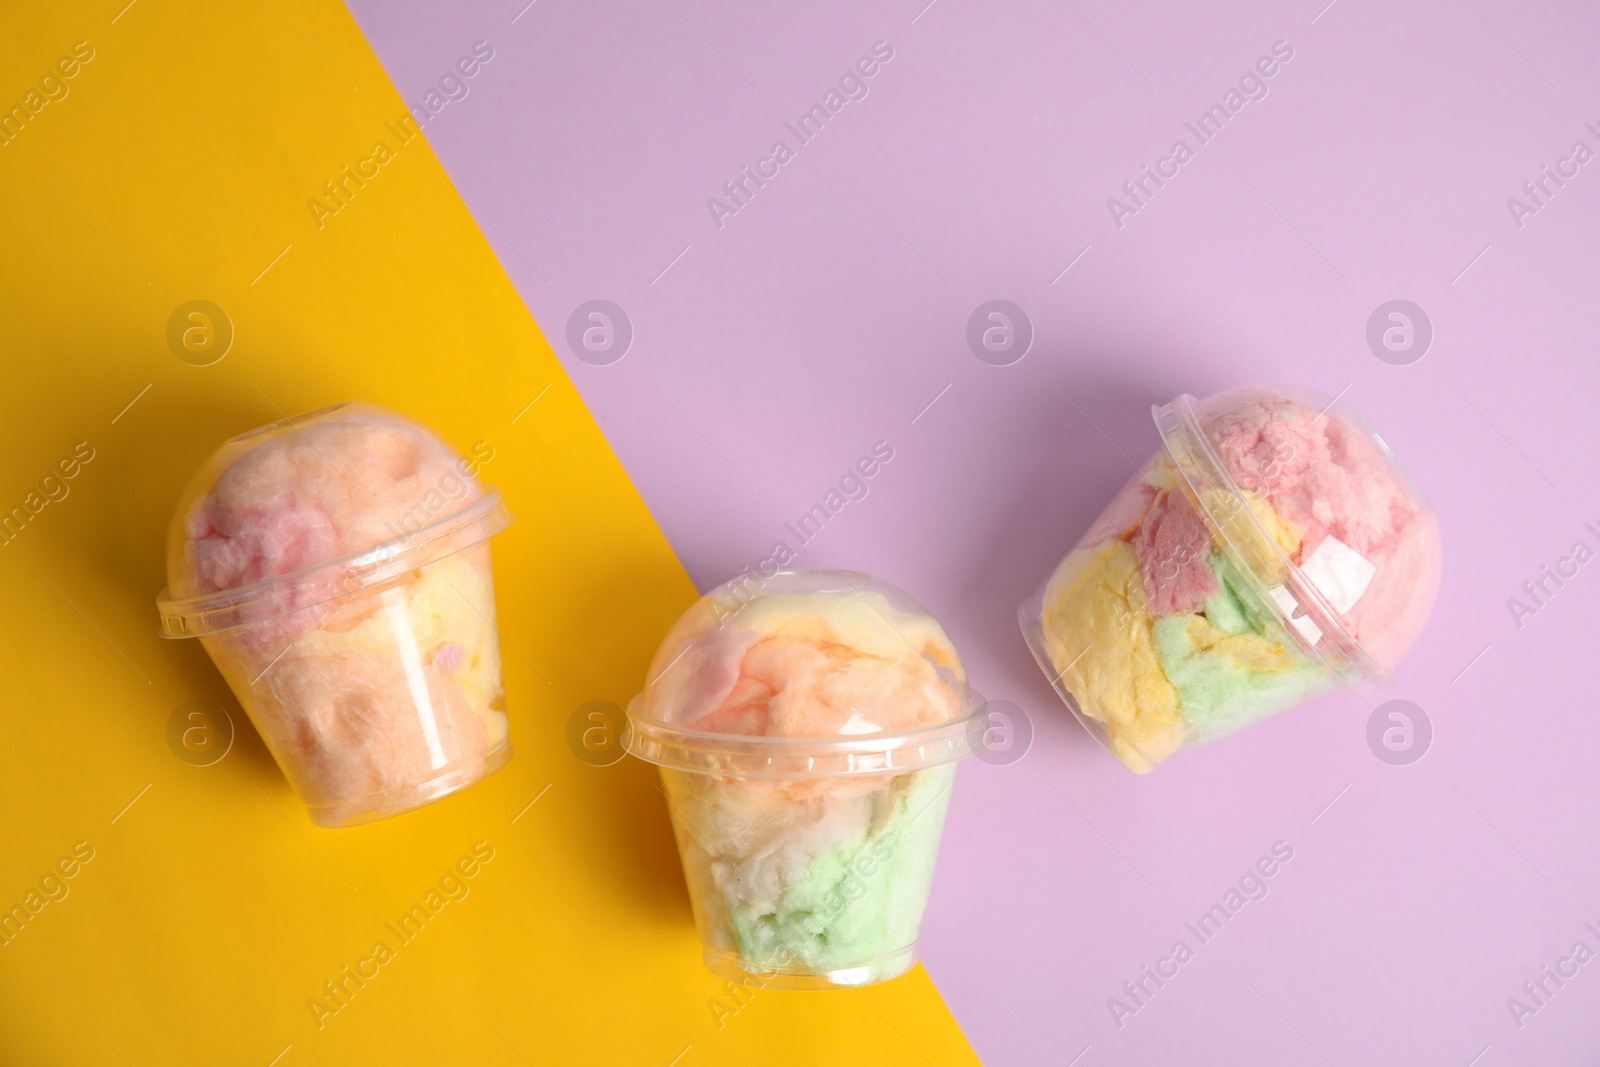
top-left (155, 402), bottom-right (511, 638)
top-left (626, 569), bottom-right (991, 779)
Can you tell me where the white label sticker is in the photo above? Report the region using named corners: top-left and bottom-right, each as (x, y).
top-left (1300, 535), bottom-right (1377, 615)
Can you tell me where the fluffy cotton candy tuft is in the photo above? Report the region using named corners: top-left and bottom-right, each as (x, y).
top-left (639, 587), bottom-right (967, 739)
top-left (171, 409), bottom-right (481, 598)
top-left (1199, 390), bottom-right (1441, 667)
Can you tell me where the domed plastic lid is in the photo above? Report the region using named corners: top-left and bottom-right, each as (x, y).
top-left (1153, 386), bottom-right (1441, 695)
top-left (156, 402), bottom-right (511, 638)
top-left (626, 569), bottom-right (989, 779)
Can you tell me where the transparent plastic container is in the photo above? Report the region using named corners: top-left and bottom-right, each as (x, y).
top-left (156, 403), bottom-right (513, 826)
top-left (627, 570), bottom-right (987, 989)
top-left (1020, 386), bottom-right (1441, 774)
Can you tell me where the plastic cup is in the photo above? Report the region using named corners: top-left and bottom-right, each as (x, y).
top-left (156, 403), bottom-right (513, 826)
top-left (626, 569), bottom-right (986, 989)
top-left (1021, 386), bottom-right (1441, 773)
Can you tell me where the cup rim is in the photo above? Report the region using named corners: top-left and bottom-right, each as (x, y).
top-left (155, 489), bottom-right (512, 639)
top-left (624, 699), bottom-right (992, 779)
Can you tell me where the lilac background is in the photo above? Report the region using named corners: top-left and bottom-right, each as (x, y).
top-left (348, 1), bottom-right (1600, 1062)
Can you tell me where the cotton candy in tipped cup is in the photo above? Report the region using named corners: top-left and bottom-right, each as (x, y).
top-left (1021, 386), bottom-right (1441, 773)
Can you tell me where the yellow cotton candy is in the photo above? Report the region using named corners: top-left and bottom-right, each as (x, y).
top-left (1196, 486), bottom-right (1303, 582)
top-left (1038, 541), bottom-right (1187, 774)
top-left (1241, 489), bottom-right (1303, 557)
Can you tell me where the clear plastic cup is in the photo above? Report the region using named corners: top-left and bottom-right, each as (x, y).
top-left (626, 569), bottom-right (987, 989)
top-left (156, 403), bottom-right (513, 826)
top-left (1021, 386), bottom-right (1441, 773)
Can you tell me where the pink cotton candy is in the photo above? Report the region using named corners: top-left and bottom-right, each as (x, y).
top-left (173, 409), bottom-right (480, 600)
top-left (1199, 388), bottom-right (1441, 668)
top-left (433, 643), bottom-right (464, 672)
top-left (1341, 509), bottom-right (1442, 668)
top-left (185, 503), bottom-right (340, 594)
top-left (673, 627), bottom-right (764, 735)
top-left (1134, 489), bottom-right (1217, 616)
top-left (1081, 466), bottom-right (1159, 546)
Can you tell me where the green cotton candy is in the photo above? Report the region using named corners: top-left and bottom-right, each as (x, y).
top-left (1203, 551), bottom-right (1280, 636)
top-left (728, 766), bottom-right (953, 976)
top-left (1152, 553), bottom-right (1333, 741)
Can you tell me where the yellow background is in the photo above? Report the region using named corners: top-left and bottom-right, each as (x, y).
top-left (0, 2), bottom-right (981, 1064)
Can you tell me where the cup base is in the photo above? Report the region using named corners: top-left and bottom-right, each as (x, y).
top-left (306, 738), bottom-right (513, 828)
top-left (703, 943), bottom-right (918, 991)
